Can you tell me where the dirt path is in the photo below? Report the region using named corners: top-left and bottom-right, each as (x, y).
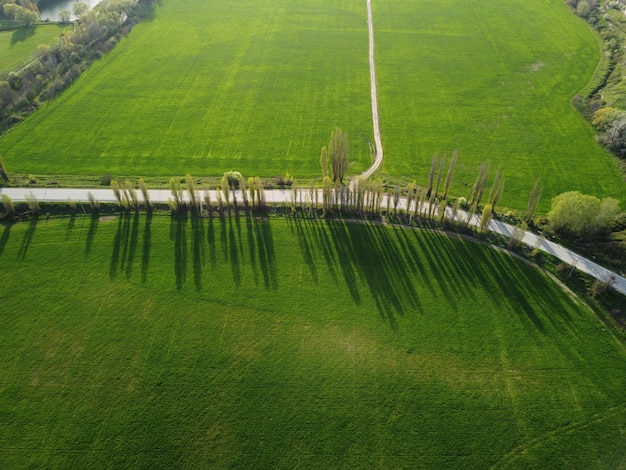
top-left (358, 0), bottom-right (383, 180)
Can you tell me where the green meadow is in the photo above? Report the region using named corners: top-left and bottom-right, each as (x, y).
top-left (0, 24), bottom-right (69, 75)
top-left (1, 214), bottom-right (625, 467)
top-left (0, 0), bottom-right (623, 210)
top-left (374, 0), bottom-right (625, 209)
top-left (0, 0), bottom-right (373, 179)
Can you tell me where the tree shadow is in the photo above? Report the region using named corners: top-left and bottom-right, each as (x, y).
top-left (110, 213), bottom-right (130, 280)
top-left (191, 215), bottom-right (205, 291)
top-left (171, 213), bottom-right (188, 290)
top-left (85, 214), bottom-right (99, 256)
top-left (65, 213), bottom-right (76, 241)
top-left (289, 214), bottom-right (318, 282)
top-left (0, 222), bottom-right (13, 257)
top-left (207, 217), bottom-right (217, 267)
top-left (141, 212), bottom-right (153, 283)
top-left (325, 221), bottom-right (361, 306)
top-left (253, 217), bottom-right (277, 290)
top-left (246, 216), bottom-right (259, 285)
top-left (228, 216), bottom-right (241, 287)
top-left (11, 26), bottom-right (35, 46)
top-left (125, 213), bottom-right (140, 279)
top-left (17, 216), bottom-right (38, 261)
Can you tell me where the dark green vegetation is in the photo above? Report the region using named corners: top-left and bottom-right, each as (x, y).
top-left (1, 214), bottom-right (625, 467)
top-left (0, 0), bottom-right (623, 211)
top-left (0, 24), bottom-right (70, 74)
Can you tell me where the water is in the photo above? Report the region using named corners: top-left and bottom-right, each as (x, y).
top-left (39, 0), bottom-right (100, 22)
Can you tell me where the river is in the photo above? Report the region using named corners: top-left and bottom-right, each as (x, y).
top-left (39, 0), bottom-right (100, 22)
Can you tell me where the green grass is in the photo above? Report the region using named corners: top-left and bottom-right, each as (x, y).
top-left (374, 0), bottom-right (625, 210)
top-left (1, 214), bottom-right (625, 468)
top-left (0, 0), bottom-right (624, 211)
top-left (0, 0), bottom-right (372, 179)
top-left (0, 24), bottom-right (70, 75)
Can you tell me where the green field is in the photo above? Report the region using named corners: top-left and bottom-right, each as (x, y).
top-left (0, 0), bottom-right (623, 210)
top-left (0, 24), bottom-right (69, 75)
top-left (1, 214), bottom-right (625, 467)
top-left (0, 0), bottom-right (372, 179)
top-left (375, 0), bottom-right (625, 209)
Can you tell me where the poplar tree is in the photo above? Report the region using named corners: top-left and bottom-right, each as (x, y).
top-left (322, 176), bottom-right (332, 214)
top-left (138, 178), bottom-right (152, 211)
top-left (220, 176), bottom-right (230, 212)
top-left (186, 174), bottom-right (199, 213)
top-left (524, 178), bottom-right (543, 224)
top-left (328, 128), bottom-right (349, 184)
top-left (479, 204), bottom-right (493, 233)
top-left (426, 152), bottom-right (438, 198)
top-left (248, 176), bottom-right (256, 208)
top-left (487, 169), bottom-right (505, 213)
top-left (468, 160), bottom-right (490, 207)
top-left (1, 194), bottom-right (14, 218)
top-left (320, 146), bottom-right (329, 178)
top-left (442, 149), bottom-right (458, 199)
top-left (434, 153), bottom-right (445, 198)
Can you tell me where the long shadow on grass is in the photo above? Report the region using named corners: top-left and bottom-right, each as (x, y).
top-left (191, 215), bottom-right (205, 291)
top-left (17, 216), bottom-right (37, 261)
top-left (65, 213), bottom-right (76, 241)
top-left (109, 213), bottom-right (140, 280)
top-left (253, 217), bottom-right (277, 290)
top-left (291, 218), bottom-right (424, 327)
top-left (207, 217), bottom-right (217, 266)
top-left (85, 214), bottom-right (99, 256)
top-left (170, 213), bottom-right (188, 290)
top-left (228, 216), bottom-right (241, 287)
top-left (246, 216), bottom-right (259, 285)
top-left (141, 212), bottom-right (153, 283)
top-left (0, 221), bottom-right (13, 257)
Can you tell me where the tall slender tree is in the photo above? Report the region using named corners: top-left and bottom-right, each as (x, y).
top-left (468, 160), bottom-right (490, 207)
top-left (442, 149), bottom-right (458, 199)
top-left (524, 178), bottom-right (543, 224)
top-left (426, 152), bottom-right (438, 198)
top-left (328, 128), bottom-right (349, 184)
top-left (487, 169), bottom-right (505, 213)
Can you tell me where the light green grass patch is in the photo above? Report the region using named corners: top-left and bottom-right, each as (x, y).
top-left (0, 24), bottom-right (70, 75)
top-left (0, 214), bottom-right (625, 467)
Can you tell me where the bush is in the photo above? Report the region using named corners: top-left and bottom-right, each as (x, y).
top-left (548, 191), bottom-right (621, 237)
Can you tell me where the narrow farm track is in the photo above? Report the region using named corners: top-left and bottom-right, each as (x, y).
top-left (2, 186), bottom-right (625, 298)
top-left (360, 0), bottom-right (383, 180)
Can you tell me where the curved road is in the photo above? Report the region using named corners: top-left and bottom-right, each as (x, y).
top-left (1, 186), bottom-right (625, 297)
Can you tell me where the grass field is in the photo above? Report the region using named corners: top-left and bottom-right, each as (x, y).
top-left (0, 0), bottom-right (372, 179)
top-left (374, 0), bottom-right (625, 210)
top-left (0, 24), bottom-right (69, 75)
top-left (1, 214), bottom-right (625, 467)
top-left (0, 0), bottom-right (623, 210)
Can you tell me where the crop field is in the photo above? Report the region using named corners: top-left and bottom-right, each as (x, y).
top-left (0, 0), bottom-right (624, 211)
top-left (0, 24), bottom-right (69, 75)
top-left (0, 0), bottom-right (373, 179)
top-left (374, 0), bottom-right (626, 210)
top-left (1, 214), bottom-right (625, 467)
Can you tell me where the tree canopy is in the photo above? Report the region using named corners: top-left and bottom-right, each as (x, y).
top-left (547, 191), bottom-right (621, 237)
